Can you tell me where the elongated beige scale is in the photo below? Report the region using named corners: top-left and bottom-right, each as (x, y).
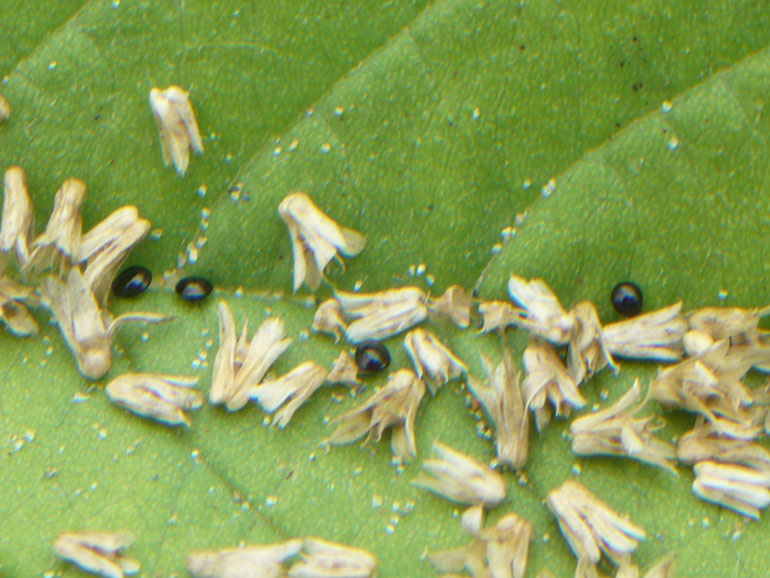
top-left (149, 85), bottom-right (204, 175)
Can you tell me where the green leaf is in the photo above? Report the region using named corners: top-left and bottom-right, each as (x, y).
top-left (1, 1), bottom-right (769, 577)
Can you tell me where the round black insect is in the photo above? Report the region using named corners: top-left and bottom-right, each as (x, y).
top-left (112, 265), bottom-right (152, 298)
top-left (611, 282), bottom-right (643, 317)
top-left (175, 276), bottom-right (213, 302)
top-left (355, 340), bottom-right (391, 373)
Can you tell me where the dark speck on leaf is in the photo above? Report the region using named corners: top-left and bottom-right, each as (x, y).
top-left (175, 276), bottom-right (213, 302)
top-left (355, 340), bottom-right (391, 373)
top-left (112, 265), bottom-right (152, 298)
top-left (611, 282), bottom-right (643, 317)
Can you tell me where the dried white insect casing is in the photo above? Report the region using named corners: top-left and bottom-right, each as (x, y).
top-left (688, 305), bottom-right (770, 345)
top-left (404, 328), bottom-right (467, 393)
top-left (568, 301), bottom-right (616, 385)
top-left (603, 302), bottom-right (686, 362)
top-left (429, 284), bottom-right (471, 328)
top-left (547, 480), bottom-right (645, 566)
top-left (81, 208), bottom-right (151, 306)
top-left (521, 339), bottom-right (584, 431)
top-left (0, 166), bottom-right (35, 271)
top-left (0, 93), bottom-right (8, 122)
top-left (426, 512), bottom-right (534, 578)
top-left (413, 441), bottom-right (507, 507)
top-left (467, 348), bottom-right (529, 469)
top-left (478, 300), bottom-right (520, 333)
top-left (337, 286), bottom-right (428, 343)
top-left (279, 192), bottom-right (365, 292)
top-left (677, 421), bottom-right (770, 471)
top-left (692, 460), bottom-right (770, 518)
top-left (507, 275), bottom-right (574, 344)
top-left (106, 373), bottom-right (204, 427)
top-left (210, 300), bottom-right (292, 411)
top-left (27, 178), bottom-right (86, 274)
top-left (251, 361), bottom-right (329, 428)
top-left (570, 380), bottom-right (677, 473)
top-left (311, 298), bottom-right (346, 341)
top-left (289, 537), bottom-right (377, 578)
top-left (43, 268), bottom-right (172, 379)
top-left (327, 350), bottom-right (360, 387)
top-left (187, 540), bottom-right (303, 578)
top-left (0, 276), bottom-right (39, 336)
top-left (328, 368), bottom-right (425, 463)
top-left (149, 85), bottom-right (204, 175)
top-left (53, 531), bottom-right (140, 578)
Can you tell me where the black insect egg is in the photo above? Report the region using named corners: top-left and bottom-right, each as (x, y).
top-left (354, 340), bottom-right (391, 373)
top-left (611, 282), bottom-right (643, 317)
top-left (175, 276), bottom-right (213, 302)
top-left (112, 265), bottom-right (152, 298)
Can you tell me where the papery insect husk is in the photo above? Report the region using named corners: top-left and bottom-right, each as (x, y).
top-left (328, 368), bottom-right (425, 463)
top-left (603, 302), bottom-right (686, 362)
top-left (413, 441), bottom-right (507, 507)
top-left (688, 305), bottom-right (770, 344)
top-left (312, 298), bottom-right (347, 341)
top-left (279, 192), bottom-right (365, 292)
top-left (677, 420), bottom-right (770, 471)
top-left (568, 301), bottom-right (616, 385)
top-left (467, 349), bottom-right (529, 469)
top-left (106, 373), bottom-right (203, 427)
top-left (404, 328), bottom-right (467, 394)
top-left (429, 284), bottom-right (471, 328)
top-left (187, 540), bottom-right (303, 578)
top-left (479, 300), bottom-right (521, 333)
top-left (507, 275), bottom-right (574, 344)
top-left (0, 166), bottom-right (35, 272)
top-left (338, 287), bottom-right (428, 343)
top-left (570, 380), bottom-right (677, 473)
top-left (27, 178), bottom-right (86, 275)
top-left (54, 531), bottom-right (139, 578)
top-left (251, 361), bottom-right (328, 428)
top-left (43, 268), bottom-right (171, 380)
top-left (0, 277), bottom-right (38, 336)
top-left (211, 300), bottom-right (291, 411)
top-left (149, 86), bottom-right (204, 175)
top-left (547, 480), bottom-right (645, 566)
top-left (692, 460), bottom-right (770, 519)
top-left (327, 350), bottom-right (360, 388)
top-left (522, 339), bottom-right (585, 431)
top-left (288, 537), bottom-right (377, 578)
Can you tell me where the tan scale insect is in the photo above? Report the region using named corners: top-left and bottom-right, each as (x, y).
top-left (478, 300), bottom-right (520, 333)
top-left (521, 339), bottom-right (585, 431)
top-left (187, 540), bottom-right (302, 578)
top-left (677, 420), bottom-right (770, 472)
top-left (42, 268), bottom-right (172, 379)
top-left (336, 286), bottom-right (428, 342)
top-left (278, 192), bottom-right (365, 292)
top-left (327, 350), bottom-right (360, 388)
top-left (149, 85), bottom-right (204, 175)
top-left (27, 178), bottom-right (86, 274)
top-left (568, 301), bottom-right (616, 386)
top-left (211, 300), bottom-right (292, 411)
top-left (692, 460), bottom-right (770, 519)
top-left (467, 348), bottom-right (529, 469)
top-left (328, 368), bottom-right (425, 464)
top-left (289, 537), bottom-right (377, 578)
top-left (426, 512), bottom-right (534, 578)
top-left (404, 328), bottom-right (466, 393)
top-left (429, 284), bottom-right (471, 328)
top-left (251, 361), bottom-right (329, 428)
top-left (311, 298), bottom-right (347, 341)
top-left (507, 275), bottom-right (574, 344)
top-left (413, 441), bottom-right (507, 508)
top-left (0, 276), bottom-right (38, 336)
top-left (547, 480), bottom-right (645, 568)
top-left (602, 302), bottom-right (686, 362)
top-left (688, 305), bottom-right (770, 345)
top-left (53, 531), bottom-right (140, 578)
top-left (106, 373), bottom-right (204, 427)
top-left (0, 166), bottom-right (35, 271)
top-left (570, 380), bottom-right (677, 473)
